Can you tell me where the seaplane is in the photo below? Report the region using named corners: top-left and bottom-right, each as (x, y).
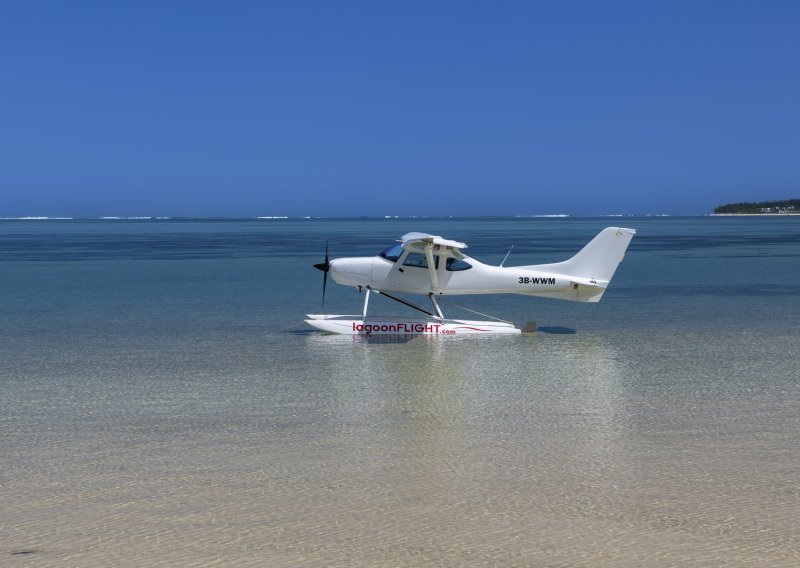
top-left (306, 227), bottom-right (635, 335)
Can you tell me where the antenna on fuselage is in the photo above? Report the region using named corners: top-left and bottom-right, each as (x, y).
top-left (500, 245), bottom-right (514, 267)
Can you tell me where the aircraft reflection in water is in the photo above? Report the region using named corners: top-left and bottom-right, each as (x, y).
top-left (307, 228), bottom-right (635, 335)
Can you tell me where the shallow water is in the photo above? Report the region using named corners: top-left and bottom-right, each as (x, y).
top-left (2, 217), bottom-right (799, 566)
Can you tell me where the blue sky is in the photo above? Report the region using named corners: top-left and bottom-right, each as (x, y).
top-left (2, 1), bottom-right (798, 217)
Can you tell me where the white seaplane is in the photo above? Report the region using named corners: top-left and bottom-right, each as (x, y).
top-left (306, 227), bottom-right (635, 335)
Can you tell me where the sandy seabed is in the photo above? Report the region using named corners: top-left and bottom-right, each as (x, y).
top-left (3, 328), bottom-right (799, 567)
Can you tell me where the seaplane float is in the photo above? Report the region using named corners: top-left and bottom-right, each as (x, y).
top-left (306, 227), bottom-right (635, 335)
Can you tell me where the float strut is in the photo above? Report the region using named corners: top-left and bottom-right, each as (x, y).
top-left (429, 294), bottom-right (445, 321)
top-left (362, 288), bottom-right (371, 319)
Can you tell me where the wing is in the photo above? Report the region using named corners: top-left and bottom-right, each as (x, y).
top-left (399, 232), bottom-right (467, 255)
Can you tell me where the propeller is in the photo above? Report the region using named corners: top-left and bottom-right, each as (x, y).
top-left (313, 241), bottom-right (329, 308)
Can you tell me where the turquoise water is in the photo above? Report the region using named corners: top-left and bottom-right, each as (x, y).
top-left (2, 217), bottom-right (799, 566)
top-left (2, 216), bottom-right (798, 334)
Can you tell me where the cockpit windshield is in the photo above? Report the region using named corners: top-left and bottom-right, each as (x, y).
top-left (379, 243), bottom-right (472, 271)
top-left (379, 243), bottom-right (405, 262)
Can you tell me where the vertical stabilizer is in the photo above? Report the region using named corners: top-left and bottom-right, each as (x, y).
top-left (526, 227), bottom-right (636, 283)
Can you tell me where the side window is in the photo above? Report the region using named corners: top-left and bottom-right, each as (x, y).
top-left (446, 257), bottom-right (472, 271)
top-left (403, 252), bottom-right (439, 269)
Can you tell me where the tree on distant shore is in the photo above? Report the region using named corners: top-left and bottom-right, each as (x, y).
top-left (715, 199), bottom-right (800, 214)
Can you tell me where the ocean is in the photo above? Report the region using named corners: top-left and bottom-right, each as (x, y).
top-left (2, 216), bottom-right (799, 566)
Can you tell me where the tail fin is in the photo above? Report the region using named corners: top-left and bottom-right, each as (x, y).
top-left (549, 227), bottom-right (636, 282)
top-left (522, 227), bottom-right (636, 302)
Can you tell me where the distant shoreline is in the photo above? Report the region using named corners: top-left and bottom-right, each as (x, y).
top-left (711, 213), bottom-right (800, 217)
top-left (714, 198), bottom-right (799, 215)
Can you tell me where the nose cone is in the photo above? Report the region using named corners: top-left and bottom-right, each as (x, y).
top-left (329, 257), bottom-right (372, 287)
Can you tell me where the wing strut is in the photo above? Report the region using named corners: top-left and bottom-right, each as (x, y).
top-left (425, 247), bottom-right (439, 292)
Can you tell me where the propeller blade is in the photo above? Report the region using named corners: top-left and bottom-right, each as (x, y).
top-left (322, 269), bottom-right (328, 309)
top-left (313, 241), bottom-right (330, 273)
top-left (312, 241), bottom-right (329, 309)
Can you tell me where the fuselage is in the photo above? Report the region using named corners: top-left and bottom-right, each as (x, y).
top-left (330, 250), bottom-right (582, 297)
